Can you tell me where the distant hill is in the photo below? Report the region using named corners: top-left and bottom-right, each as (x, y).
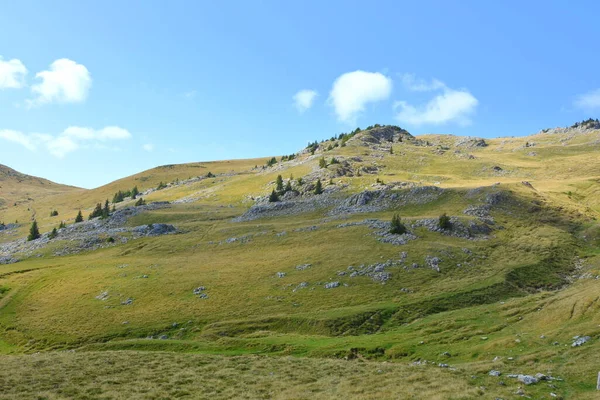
top-left (0, 163), bottom-right (80, 213)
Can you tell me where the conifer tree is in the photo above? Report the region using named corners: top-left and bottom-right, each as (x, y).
top-left (102, 199), bottom-right (110, 219)
top-left (75, 210), bottom-right (83, 223)
top-left (438, 213), bottom-right (452, 230)
top-left (131, 186), bottom-right (139, 199)
top-left (319, 157), bottom-right (327, 169)
top-left (390, 214), bottom-right (406, 235)
top-left (285, 179), bottom-right (292, 193)
top-left (48, 227), bottom-right (58, 239)
top-left (275, 175), bottom-right (284, 193)
top-left (27, 220), bottom-right (40, 241)
top-left (268, 189), bottom-right (279, 202)
top-left (59, 221), bottom-right (66, 229)
top-left (314, 179), bottom-right (323, 195)
top-left (89, 203), bottom-right (103, 220)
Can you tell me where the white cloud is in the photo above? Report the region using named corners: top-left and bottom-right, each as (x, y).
top-left (293, 89), bottom-right (318, 113)
top-left (29, 58), bottom-right (91, 106)
top-left (0, 129), bottom-right (36, 150)
top-left (142, 143), bottom-right (154, 152)
top-left (328, 70), bottom-right (392, 123)
top-left (0, 57), bottom-right (27, 89)
top-left (394, 75), bottom-right (478, 126)
top-left (63, 126), bottom-right (131, 141)
top-left (574, 88), bottom-right (600, 110)
top-left (400, 73), bottom-right (445, 92)
top-left (0, 125), bottom-right (131, 158)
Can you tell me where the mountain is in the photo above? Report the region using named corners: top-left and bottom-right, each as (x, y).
top-left (0, 124), bottom-right (599, 399)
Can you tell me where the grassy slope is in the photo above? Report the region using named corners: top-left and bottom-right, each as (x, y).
top-left (1, 127), bottom-right (600, 398)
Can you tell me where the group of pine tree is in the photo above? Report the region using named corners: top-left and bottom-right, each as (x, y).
top-left (26, 185), bottom-right (148, 241)
top-left (268, 174), bottom-right (323, 202)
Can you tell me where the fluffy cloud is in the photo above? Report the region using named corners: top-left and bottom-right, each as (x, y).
top-left (328, 71), bottom-right (392, 123)
top-left (0, 126), bottom-right (131, 158)
top-left (293, 89), bottom-right (318, 113)
top-left (394, 76), bottom-right (478, 126)
top-left (142, 143), bottom-right (154, 152)
top-left (0, 57), bottom-right (27, 89)
top-left (63, 126), bottom-right (132, 141)
top-left (0, 129), bottom-right (35, 150)
top-left (574, 88), bottom-right (600, 110)
top-left (29, 59), bottom-right (91, 106)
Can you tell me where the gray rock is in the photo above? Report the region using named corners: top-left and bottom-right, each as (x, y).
top-left (489, 370), bottom-right (502, 377)
top-left (517, 375), bottom-right (538, 385)
top-left (572, 336), bottom-right (591, 347)
top-left (276, 272), bottom-right (286, 278)
top-left (324, 281), bottom-right (340, 289)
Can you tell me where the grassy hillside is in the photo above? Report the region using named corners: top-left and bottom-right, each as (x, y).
top-left (0, 164), bottom-right (80, 218)
top-left (1, 124), bottom-right (599, 399)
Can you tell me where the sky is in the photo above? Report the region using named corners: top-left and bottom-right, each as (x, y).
top-left (1, 0), bottom-right (599, 189)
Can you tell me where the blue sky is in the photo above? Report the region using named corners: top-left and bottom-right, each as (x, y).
top-left (1, 0), bottom-right (599, 188)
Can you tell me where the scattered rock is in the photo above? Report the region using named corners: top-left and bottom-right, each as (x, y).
top-left (324, 281), bottom-right (340, 289)
top-left (572, 335), bottom-right (591, 347)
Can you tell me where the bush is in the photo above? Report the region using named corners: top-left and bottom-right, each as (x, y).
top-left (439, 213), bottom-right (452, 230)
top-left (390, 214), bottom-right (406, 235)
top-left (156, 182), bottom-right (167, 190)
top-left (319, 157), bottom-right (327, 169)
top-left (285, 180), bottom-right (292, 193)
top-left (135, 197), bottom-right (146, 206)
top-left (48, 227), bottom-right (58, 240)
top-left (330, 157), bottom-right (339, 164)
top-left (206, 172), bottom-right (215, 178)
top-left (269, 190), bottom-right (279, 202)
top-left (27, 220), bottom-right (40, 241)
top-left (50, 210), bottom-right (58, 217)
top-left (58, 221), bottom-right (66, 229)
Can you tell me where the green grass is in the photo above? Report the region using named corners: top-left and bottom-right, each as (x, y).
top-left (1, 126), bottom-right (600, 398)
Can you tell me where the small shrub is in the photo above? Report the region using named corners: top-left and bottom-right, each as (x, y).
top-left (206, 172), bottom-right (215, 178)
top-left (135, 197), bottom-right (146, 206)
top-left (50, 210), bottom-right (59, 217)
top-left (319, 157), bottom-right (327, 169)
top-left (48, 227), bottom-right (58, 240)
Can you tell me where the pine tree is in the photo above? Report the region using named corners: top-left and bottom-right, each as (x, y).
top-left (27, 220), bottom-right (40, 241)
top-left (390, 214), bottom-right (406, 235)
top-left (275, 175), bottom-right (284, 193)
top-left (59, 221), bottom-right (66, 229)
top-left (438, 213), bottom-right (452, 230)
top-left (314, 179), bottom-right (323, 195)
top-left (135, 197), bottom-right (146, 206)
top-left (285, 179), bottom-right (292, 193)
top-left (319, 157), bottom-right (327, 169)
top-left (131, 186), bottom-right (139, 199)
top-left (268, 190), bottom-right (279, 202)
top-left (48, 227), bottom-right (58, 240)
top-left (89, 203), bottom-right (103, 220)
top-left (75, 210), bottom-right (83, 223)
top-left (102, 199), bottom-right (110, 219)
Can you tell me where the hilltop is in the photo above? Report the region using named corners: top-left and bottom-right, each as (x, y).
top-left (0, 122), bottom-right (600, 399)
